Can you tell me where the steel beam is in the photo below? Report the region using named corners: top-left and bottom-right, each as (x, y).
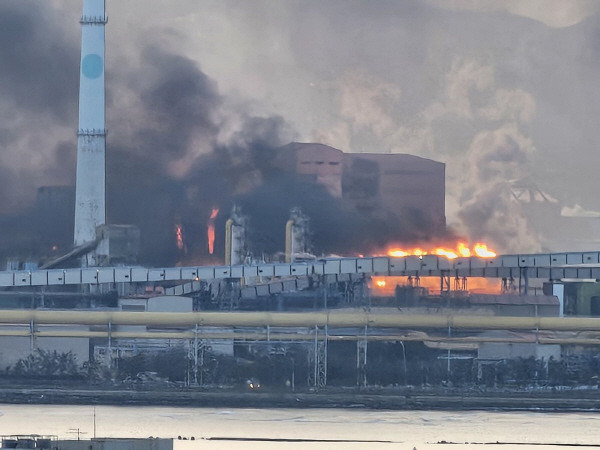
top-left (4, 251), bottom-right (600, 288)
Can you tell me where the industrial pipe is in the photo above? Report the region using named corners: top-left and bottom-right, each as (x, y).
top-left (2, 309), bottom-right (600, 332)
top-left (3, 328), bottom-right (600, 346)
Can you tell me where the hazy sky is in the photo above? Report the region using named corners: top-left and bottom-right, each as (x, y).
top-left (2, 0), bottom-right (600, 253)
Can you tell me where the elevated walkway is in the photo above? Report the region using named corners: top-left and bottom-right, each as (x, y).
top-left (2, 251), bottom-right (600, 288)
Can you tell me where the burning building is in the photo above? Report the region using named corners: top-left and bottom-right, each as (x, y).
top-left (0, 0), bottom-right (449, 268)
top-left (274, 143), bottom-right (446, 237)
top-left (0, 141), bottom-right (448, 267)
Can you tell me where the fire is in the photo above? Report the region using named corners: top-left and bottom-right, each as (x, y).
top-left (175, 224), bottom-right (184, 250)
top-left (433, 248), bottom-right (458, 259)
top-left (386, 242), bottom-right (496, 259)
top-left (473, 243), bottom-right (496, 258)
top-left (207, 207), bottom-right (219, 254)
top-left (370, 276), bottom-right (500, 296)
top-left (458, 242), bottom-right (471, 257)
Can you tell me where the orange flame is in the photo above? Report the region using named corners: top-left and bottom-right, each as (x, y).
top-left (175, 224), bottom-right (184, 250)
top-left (433, 248), bottom-right (458, 259)
top-left (473, 243), bottom-right (496, 258)
top-left (370, 276), bottom-right (500, 296)
top-left (386, 242), bottom-right (496, 259)
top-left (207, 208), bottom-right (219, 254)
top-left (458, 242), bottom-right (471, 257)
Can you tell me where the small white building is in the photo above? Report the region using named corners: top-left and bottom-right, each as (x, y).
top-left (477, 330), bottom-right (561, 361)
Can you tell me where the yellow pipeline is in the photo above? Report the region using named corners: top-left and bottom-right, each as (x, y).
top-left (2, 309), bottom-right (600, 332)
top-left (2, 329), bottom-right (600, 345)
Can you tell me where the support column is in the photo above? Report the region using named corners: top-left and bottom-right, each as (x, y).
top-left (198, 341), bottom-right (206, 386)
top-left (453, 276), bottom-right (467, 291)
top-left (308, 326), bottom-right (327, 389)
top-left (501, 277), bottom-right (516, 294)
top-left (318, 325), bottom-right (328, 387)
top-left (29, 319), bottom-right (35, 351)
top-left (407, 275), bottom-right (420, 288)
top-left (356, 326), bottom-right (368, 388)
top-left (107, 320), bottom-right (112, 368)
top-left (519, 267), bottom-right (529, 296)
top-left (440, 271), bottom-right (451, 294)
top-left (193, 324), bottom-right (199, 386)
top-left (446, 321), bottom-right (452, 382)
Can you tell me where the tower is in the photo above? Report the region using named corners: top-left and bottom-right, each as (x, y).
top-left (225, 206), bottom-right (247, 265)
top-left (285, 207), bottom-right (311, 262)
top-left (73, 0), bottom-right (107, 266)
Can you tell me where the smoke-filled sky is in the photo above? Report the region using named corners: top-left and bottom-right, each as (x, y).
top-left (2, 0), bottom-right (600, 260)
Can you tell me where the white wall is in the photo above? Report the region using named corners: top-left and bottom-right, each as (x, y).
top-left (0, 326), bottom-right (90, 371)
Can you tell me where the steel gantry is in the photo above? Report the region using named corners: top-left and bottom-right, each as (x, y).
top-left (3, 251), bottom-right (600, 289)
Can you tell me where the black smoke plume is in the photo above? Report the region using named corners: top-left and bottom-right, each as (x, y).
top-left (0, 4), bottom-right (444, 267)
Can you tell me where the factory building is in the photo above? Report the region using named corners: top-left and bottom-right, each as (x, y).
top-left (275, 142), bottom-right (446, 235)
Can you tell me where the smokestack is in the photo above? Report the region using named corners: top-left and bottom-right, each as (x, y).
top-left (225, 206), bottom-right (247, 265)
top-left (285, 207), bottom-right (310, 262)
top-left (73, 0), bottom-right (106, 265)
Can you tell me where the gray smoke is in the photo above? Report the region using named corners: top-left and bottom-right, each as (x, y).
top-left (0, 2), bottom-right (77, 118)
top-left (173, 0), bottom-right (599, 253)
top-left (0, 1), bottom-right (78, 214)
top-left (455, 123), bottom-right (541, 253)
top-left (3, 1), bottom-right (596, 263)
top-left (0, 11), bottom-right (428, 266)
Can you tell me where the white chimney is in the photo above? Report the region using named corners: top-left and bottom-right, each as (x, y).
top-left (73, 0), bottom-right (107, 266)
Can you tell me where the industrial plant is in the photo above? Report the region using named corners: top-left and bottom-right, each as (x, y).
top-left (3, 0), bottom-right (600, 402)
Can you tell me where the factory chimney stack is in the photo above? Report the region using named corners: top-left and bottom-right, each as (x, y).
top-left (73, 0), bottom-right (107, 266)
top-left (285, 207), bottom-right (311, 262)
top-left (225, 206), bottom-right (247, 265)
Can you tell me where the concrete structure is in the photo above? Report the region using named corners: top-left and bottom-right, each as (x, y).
top-left (0, 325), bottom-right (89, 371)
top-left (74, 0), bottom-right (107, 263)
top-left (56, 438), bottom-right (172, 450)
top-left (275, 143), bottom-right (446, 234)
top-left (279, 143), bottom-right (344, 197)
top-left (2, 436), bottom-right (57, 450)
top-left (224, 206), bottom-right (247, 266)
top-left (95, 225), bottom-right (140, 266)
top-left (285, 207), bottom-right (311, 262)
top-left (553, 282), bottom-right (600, 316)
top-left (468, 294), bottom-right (560, 317)
top-left (343, 152), bottom-right (446, 232)
top-left (478, 330), bottom-right (561, 361)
